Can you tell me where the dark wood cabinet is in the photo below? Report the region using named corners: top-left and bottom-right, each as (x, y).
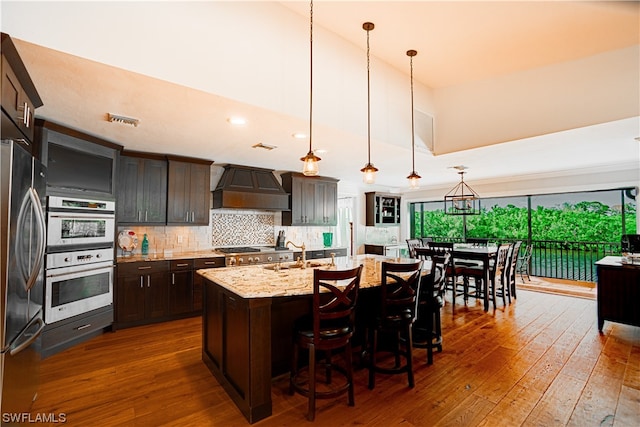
top-left (1, 33), bottom-right (43, 149)
top-left (116, 256), bottom-right (224, 329)
top-left (167, 159), bottom-right (211, 225)
top-left (281, 172), bottom-right (338, 226)
top-left (596, 257), bottom-right (640, 331)
top-left (366, 192), bottom-right (401, 226)
top-left (116, 261), bottom-right (169, 328)
top-left (169, 259), bottom-right (194, 315)
top-left (117, 153), bottom-right (167, 224)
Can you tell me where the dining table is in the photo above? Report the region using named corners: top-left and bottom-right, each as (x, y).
top-left (451, 244), bottom-right (498, 311)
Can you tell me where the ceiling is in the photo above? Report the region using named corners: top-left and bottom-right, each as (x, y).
top-left (2, 1), bottom-right (639, 192)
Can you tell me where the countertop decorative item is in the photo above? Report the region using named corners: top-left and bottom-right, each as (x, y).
top-left (141, 233), bottom-right (149, 256)
top-left (118, 229), bottom-right (138, 256)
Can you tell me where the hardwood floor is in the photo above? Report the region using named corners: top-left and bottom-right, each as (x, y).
top-left (31, 289), bottom-right (639, 426)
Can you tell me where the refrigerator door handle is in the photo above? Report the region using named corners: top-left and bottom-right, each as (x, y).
top-left (9, 315), bottom-right (45, 356)
top-left (27, 187), bottom-right (47, 292)
top-left (15, 188), bottom-right (32, 286)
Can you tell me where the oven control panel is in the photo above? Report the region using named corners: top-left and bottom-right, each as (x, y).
top-left (47, 247), bottom-right (114, 269)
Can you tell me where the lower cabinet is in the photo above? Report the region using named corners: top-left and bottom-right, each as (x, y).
top-left (41, 306), bottom-right (113, 358)
top-left (115, 257), bottom-right (224, 329)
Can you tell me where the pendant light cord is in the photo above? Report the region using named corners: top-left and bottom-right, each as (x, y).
top-left (366, 26), bottom-right (371, 164)
top-left (410, 53), bottom-right (415, 173)
top-left (309, 0), bottom-right (313, 155)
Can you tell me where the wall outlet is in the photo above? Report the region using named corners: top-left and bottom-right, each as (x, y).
top-left (177, 235), bottom-right (184, 244)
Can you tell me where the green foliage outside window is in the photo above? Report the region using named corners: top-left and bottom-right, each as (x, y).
top-left (412, 192), bottom-right (636, 244)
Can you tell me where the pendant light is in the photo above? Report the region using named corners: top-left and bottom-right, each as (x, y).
top-left (301, 0), bottom-right (320, 176)
top-left (406, 49), bottom-right (421, 189)
top-left (360, 22), bottom-right (378, 184)
top-left (444, 166), bottom-right (481, 215)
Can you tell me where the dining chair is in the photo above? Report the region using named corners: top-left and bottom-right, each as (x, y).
top-left (406, 238), bottom-right (422, 258)
top-left (420, 237), bottom-right (433, 246)
top-left (506, 240), bottom-right (522, 299)
top-left (466, 237), bottom-right (489, 247)
top-left (517, 243), bottom-right (533, 282)
top-left (489, 244), bottom-right (512, 307)
top-left (413, 247), bottom-right (451, 364)
top-left (367, 259), bottom-right (423, 389)
top-left (429, 242), bottom-right (466, 301)
top-left (289, 264), bottom-right (363, 421)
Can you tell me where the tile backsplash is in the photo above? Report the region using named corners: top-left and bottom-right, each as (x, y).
top-left (117, 209), bottom-right (340, 257)
top-left (211, 211), bottom-right (275, 246)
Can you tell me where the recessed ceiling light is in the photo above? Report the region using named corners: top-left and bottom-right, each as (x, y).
top-left (315, 148), bottom-right (327, 154)
top-left (292, 132), bottom-right (307, 139)
top-left (227, 117), bottom-right (247, 126)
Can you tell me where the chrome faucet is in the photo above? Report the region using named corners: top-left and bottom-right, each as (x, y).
top-left (286, 240), bottom-right (306, 268)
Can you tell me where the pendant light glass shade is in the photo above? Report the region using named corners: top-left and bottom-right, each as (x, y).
top-left (301, 151), bottom-right (320, 176)
top-left (406, 49), bottom-right (421, 189)
top-left (361, 22), bottom-right (377, 184)
top-left (301, 0), bottom-right (320, 176)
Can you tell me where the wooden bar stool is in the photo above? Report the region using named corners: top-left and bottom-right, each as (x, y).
top-left (413, 248), bottom-right (451, 364)
top-left (289, 265), bottom-right (363, 421)
top-left (367, 260), bottom-right (423, 389)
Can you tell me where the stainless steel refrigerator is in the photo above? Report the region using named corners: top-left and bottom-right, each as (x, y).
top-left (1, 140), bottom-right (47, 416)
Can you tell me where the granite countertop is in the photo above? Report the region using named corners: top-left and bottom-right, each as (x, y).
top-left (116, 246), bottom-right (348, 264)
top-left (197, 254), bottom-right (421, 298)
top-left (116, 249), bottom-right (226, 263)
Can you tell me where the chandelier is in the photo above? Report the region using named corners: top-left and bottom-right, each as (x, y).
top-left (444, 166), bottom-right (481, 215)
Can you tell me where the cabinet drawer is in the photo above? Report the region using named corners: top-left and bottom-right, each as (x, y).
top-left (42, 307), bottom-right (113, 357)
top-left (325, 248), bottom-right (347, 257)
top-left (118, 260), bottom-right (169, 276)
top-left (194, 257), bottom-right (225, 269)
top-left (170, 259), bottom-right (194, 271)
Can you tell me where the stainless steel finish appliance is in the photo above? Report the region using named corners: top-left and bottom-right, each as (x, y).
top-left (44, 247), bottom-right (114, 323)
top-left (46, 196), bottom-right (115, 250)
top-left (1, 140), bottom-right (47, 416)
top-left (216, 247), bottom-right (293, 267)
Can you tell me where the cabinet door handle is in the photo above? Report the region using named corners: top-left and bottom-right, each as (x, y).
top-left (145, 211), bottom-right (148, 221)
top-left (140, 276), bottom-right (143, 288)
top-left (172, 273), bottom-right (175, 285)
top-left (138, 211), bottom-right (142, 221)
top-left (137, 266), bottom-right (152, 270)
top-left (176, 263), bottom-right (189, 267)
top-left (25, 105), bottom-right (31, 127)
top-left (147, 275), bottom-right (151, 288)
top-left (203, 261), bottom-right (218, 265)
top-left (191, 211), bottom-right (195, 222)
top-left (76, 324), bottom-right (92, 331)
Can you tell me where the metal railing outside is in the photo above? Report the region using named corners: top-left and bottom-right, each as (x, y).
top-left (413, 236), bottom-right (621, 283)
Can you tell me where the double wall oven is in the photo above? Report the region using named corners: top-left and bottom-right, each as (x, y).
top-left (44, 196), bottom-right (115, 324)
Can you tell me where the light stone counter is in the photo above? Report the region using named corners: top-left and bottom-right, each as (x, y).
top-left (197, 254), bottom-right (419, 298)
top-left (117, 249), bottom-right (225, 263)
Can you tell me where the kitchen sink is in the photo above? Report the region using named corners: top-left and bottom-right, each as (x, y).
top-left (263, 261), bottom-right (328, 270)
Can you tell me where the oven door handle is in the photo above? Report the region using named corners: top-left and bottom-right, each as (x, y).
top-left (46, 264), bottom-right (114, 278)
top-left (47, 213), bottom-right (115, 219)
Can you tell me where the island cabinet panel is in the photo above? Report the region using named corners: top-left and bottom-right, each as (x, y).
top-left (117, 154), bottom-right (167, 224)
top-left (167, 160), bottom-right (211, 225)
top-left (596, 260), bottom-right (640, 331)
top-left (202, 279), bottom-right (272, 424)
top-left (281, 172), bottom-right (338, 226)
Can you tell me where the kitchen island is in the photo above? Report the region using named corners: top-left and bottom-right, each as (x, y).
top-left (595, 256), bottom-right (640, 331)
top-left (197, 254), bottom-right (407, 423)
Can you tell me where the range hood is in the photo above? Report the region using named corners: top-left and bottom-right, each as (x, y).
top-left (212, 164), bottom-right (290, 210)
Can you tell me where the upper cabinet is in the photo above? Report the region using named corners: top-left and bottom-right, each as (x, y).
top-left (117, 152), bottom-right (167, 224)
top-left (116, 153), bottom-right (212, 226)
top-left (281, 172), bottom-right (338, 226)
top-left (366, 192), bottom-right (401, 226)
top-left (1, 33), bottom-right (43, 154)
top-left (167, 157), bottom-right (212, 225)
